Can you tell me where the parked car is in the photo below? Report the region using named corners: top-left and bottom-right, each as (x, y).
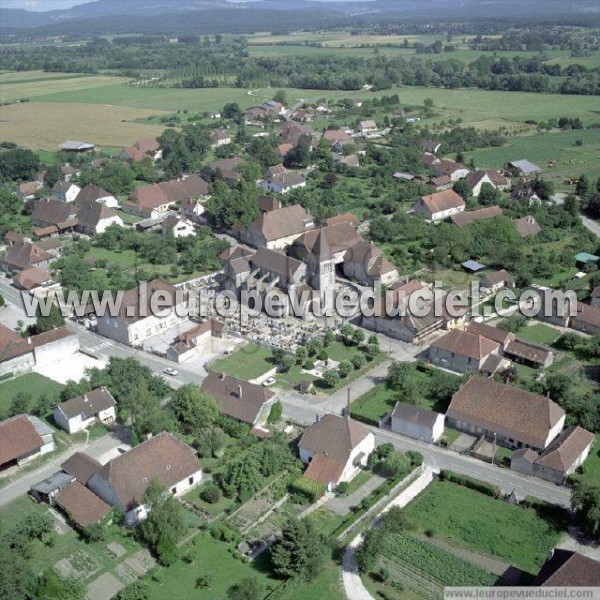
top-left (163, 367), bottom-right (178, 376)
top-left (263, 377), bottom-right (276, 387)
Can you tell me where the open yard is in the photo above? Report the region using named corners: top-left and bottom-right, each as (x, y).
top-left (403, 479), bottom-right (567, 574)
top-left (209, 342), bottom-right (274, 381)
top-left (0, 373), bottom-right (64, 417)
top-left (516, 323), bottom-right (561, 345)
top-left (0, 101), bottom-right (167, 150)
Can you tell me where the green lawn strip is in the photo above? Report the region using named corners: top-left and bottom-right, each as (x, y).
top-left (184, 481), bottom-right (237, 519)
top-left (282, 559), bottom-right (345, 600)
top-left (570, 433), bottom-right (600, 488)
top-left (516, 324), bottom-right (561, 345)
top-left (303, 507), bottom-right (346, 538)
top-left (403, 480), bottom-right (566, 573)
top-left (442, 427), bottom-right (463, 446)
top-left (339, 469), bottom-right (373, 497)
top-left (350, 382), bottom-right (397, 425)
top-left (0, 373), bottom-right (64, 415)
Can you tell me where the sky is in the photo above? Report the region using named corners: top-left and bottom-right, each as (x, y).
top-left (1, 0), bottom-right (369, 10)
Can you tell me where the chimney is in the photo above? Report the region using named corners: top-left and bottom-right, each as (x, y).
top-left (237, 385), bottom-right (243, 399)
top-left (220, 373), bottom-right (225, 381)
top-left (27, 337), bottom-right (32, 345)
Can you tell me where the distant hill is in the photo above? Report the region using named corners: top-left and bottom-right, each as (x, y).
top-left (1, 0), bottom-right (598, 32)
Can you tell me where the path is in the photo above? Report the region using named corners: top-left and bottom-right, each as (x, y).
top-left (326, 474), bottom-right (386, 517)
top-left (341, 467), bottom-right (436, 600)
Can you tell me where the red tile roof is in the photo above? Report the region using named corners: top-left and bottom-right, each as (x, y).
top-left (0, 414), bottom-right (44, 465)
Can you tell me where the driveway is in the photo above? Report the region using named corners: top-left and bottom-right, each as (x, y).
top-left (326, 473), bottom-right (386, 516)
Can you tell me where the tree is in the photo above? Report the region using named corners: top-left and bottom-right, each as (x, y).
top-left (571, 482), bottom-right (600, 539)
top-left (32, 392), bottom-right (53, 418)
top-left (0, 148), bottom-right (40, 181)
top-left (387, 362), bottom-right (420, 404)
top-left (322, 369), bottom-right (340, 388)
top-left (195, 426), bottom-right (227, 458)
top-left (306, 338), bottom-right (323, 357)
top-left (200, 483), bottom-right (221, 504)
top-left (352, 328), bottom-right (365, 346)
top-left (355, 528), bottom-right (384, 573)
top-left (382, 450), bottom-right (411, 478)
top-left (351, 353), bottom-right (366, 370)
top-left (140, 480), bottom-right (187, 565)
top-left (270, 518), bottom-right (324, 581)
top-left (273, 90), bottom-right (287, 105)
top-left (323, 328), bottom-right (335, 347)
top-left (295, 346), bottom-right (308, 365)
top-left (365, 343), bottom-right (380, 361)
top-left (267, 400), bottom-right (283, 424)
top-left (452, 179), bottom-right (471, 201)
top-left (576, 174), bottom-right (590, 198)
top-left (217, 456), bottom-right (263, 501)
top-left (44, 164), bottom-right (63, 189)
top-left (170, 385), bottom-right (219, 432)
top-left (195, 574), bottom-right (215, 590)
top-left (338, 360), bottom-right (352, 378)
top-left (0, 536), bottom-right (35, 600)
top-left (32, 301), bottom-right (65, 334)
top-left (36, 571), bottom-right (86, 600)
top-left (228, 577), bottom-right (263, 600)
top-left (478, 182), bottom-right (500, 205)
top-left (340, 323), bottom-right (354, 343)
top-left (9, 391), bottom-right (32, 417)
top-left (280, 353), bottom-right (295, 373)
top-left (120, 381), bottom-right (173, 442)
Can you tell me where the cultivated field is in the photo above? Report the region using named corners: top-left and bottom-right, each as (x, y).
top-left (0, 101), bottom-right (167, 150)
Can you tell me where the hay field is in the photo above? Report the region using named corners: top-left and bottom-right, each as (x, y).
top-left (0, 71), bottom-right (129, 103)
top-left (0, 102), bottom-right (168, 150)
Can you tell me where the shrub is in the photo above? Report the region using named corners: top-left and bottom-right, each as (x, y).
top-left (338, 360), bottom-right (352, 378)
top-left (351, 353), bottom-right (366, 370)
top-left (439, 470), bottom-right (500, 497)
top-left (318, 349), bottom-right (329, 361)
top-left (267, 400), bottom-right (282, 424)
top-left (337, 481), bottom-right (349, 495)
top-left (304, 359), bottom-right (315, 370)
top-left (200, 484), bottom-right (222, 504)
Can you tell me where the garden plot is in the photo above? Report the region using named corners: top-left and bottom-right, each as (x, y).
top-left (54, 550), bottom-right (101, 580)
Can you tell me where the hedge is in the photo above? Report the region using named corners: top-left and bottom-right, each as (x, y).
top-left (290, 475), bottom-right (326, 503)
top-left (439, 470), bottom-right (500, 498)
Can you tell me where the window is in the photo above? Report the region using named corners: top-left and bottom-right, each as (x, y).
top-left (188, 476), bottom-right (194, 485)
top-left (171, 486), bottom-right (177, 494)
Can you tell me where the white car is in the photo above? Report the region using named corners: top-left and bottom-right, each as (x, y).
top-left (263, 377), bottom-right (276, 387)
top-left (163, 367), bottom-right (178, 376)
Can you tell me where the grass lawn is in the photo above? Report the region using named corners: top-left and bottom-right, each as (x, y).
top-left (184, 481), bottom-right (237, 519)
top-left (350, 382), bottom-right (396, 425)
top-left (570, 433), bottom-right (600, 488)
top-left (443, 427), bottom-right (463, 445)
top-left (145, 532), bottom-right (278, 600)
top-left (85, 246), bottom-right (138, 269)
top-left (403, 480), bottom-right (567, 573)
top-left (517, 323), bottom-right (561, 345)
top-left (283, 560), bottom-right (344, 600)
top-left (340, 469), bottom-right (373, 497)
top-left (303, 507), bottom-right (346, 538)
top-left (209, 343), bottom-right (274, 381)
top-left (0, 373), bottom-right (63, 416)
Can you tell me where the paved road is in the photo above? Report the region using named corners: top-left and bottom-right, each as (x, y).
top-left (551, 193), bottom-right (599, 237)
top-left (0, 432), bottom-right (125, 507)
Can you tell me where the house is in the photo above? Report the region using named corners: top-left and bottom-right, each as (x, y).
top-left (166, 320), bottom-right (218, 363)
top-left (462, 260), bottom-right (486, 273)
top-left (511, 186), bottom-right (541, 204)
top-left (429, 329), bottom-right (500, 374)
top-left (418, 140), bottom-right (441, 154)
top-left (75, 184), bottom-right (118, 209)
top-left (0, 241), bottom-right (54, 273)
top-left (414, 189), bottom-right (465, 221)
top-left (257, 195), bottom-right (282, 213)
top-left (484, 170), bottom-right (510, 191)
top-left (0, 414), bottom-right (55, 470)
top-left (0, 324), bottom-right (79, 378)
top-left (122, 175), bottom-right (209, 219)
top-left (87, 432), bottom-right (202, 525)
top-left (571, 302), bottom-right (600, 335)
top-left (511, 425), bottom-right (594, 484)
top-left (261, 173), bottom-right (307, 195)
top-left (75, 202), bottom-right (124, 236)
top-left (61, 164), bottom-right (80, 180)
top-left (3, 231), bottom-right (29, 246)
top-left (451, 206), bottom-right (503, 228)
top-left (30, 471), bottom-right (76, 505)
top-left (13, 266), bottom-right (54, 294)
top-left (335, 153), bottom-right (360, 168)
top-left (343, 239), bottom-right (399, 286)
top-left (322, 213), bottom-right (360, 228)
top-left (241, 204), bottom-right (314, 250)
top-left (479, 269), bottom-right (515, 294)
top-left (54, 387), bottom-right (117, 434)
top-left (95, 279), bottom-right (187, 346)
top-left (358, 120), bottom-right (377, 134)
top-left (61, 452), bottom-right (103, 485)
top-left (265, 164), bottom-right (287, 179)
top-left (504, 338), bottom-right (554, 369)
top-left (17, 180), bottom-right (42, 202)
top-left (421, 153), bottom-right (437, 168)
top-left (590, 286), bottom-right (600, 307)
top-left (464, 170), bottom-right (497, 197)
top-left (120, 138), bottom-right (162, 162)
top-left (298, 414), bottom-right (375, 491)
top-left (506, 159), bottom-right (542, 177)
top-left (60, 140), bottom-right (95, 153)
top-left (201, 372), bottom-right (276, 426)
top-left (55, 481), bottom-right (112, 528)
top-left (52, 181), bottom-right (81, 203)
top-left (447, 376), bottom-right (565, 451)
top-left (514, 215), bottom-right (541, 238)
top-left (465, 321), bottom-right (515, 350)
top-left (161, 215), bottom-right (196, 238)
top-left (426, 175), bottom-right (452, 191)
top-left (210, 130), bottom-right (232, 148)
top-left (433, 160), bottom-right (470, 182)
top-left (534, 550), bottom-right (600, 586)
top-left (390, 402), bottom-right (445, 444)
top-left (323, 129), bottom-right (353, 147)
top-left (31, 198), bottom-right (77, 232)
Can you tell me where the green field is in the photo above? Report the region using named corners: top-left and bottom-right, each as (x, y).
top-left (516, 323), bottom-right (561, 345)
top-left (209, 342), bottom-right (274, 381)
top-left (571, 433), bottom-right (600, 488)
top-left (350, 382), bottom-right (397, 424)
top-left (0, 373), bottom-right (64, 416)
top-left (403, 480), bottom-right (566, 573)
